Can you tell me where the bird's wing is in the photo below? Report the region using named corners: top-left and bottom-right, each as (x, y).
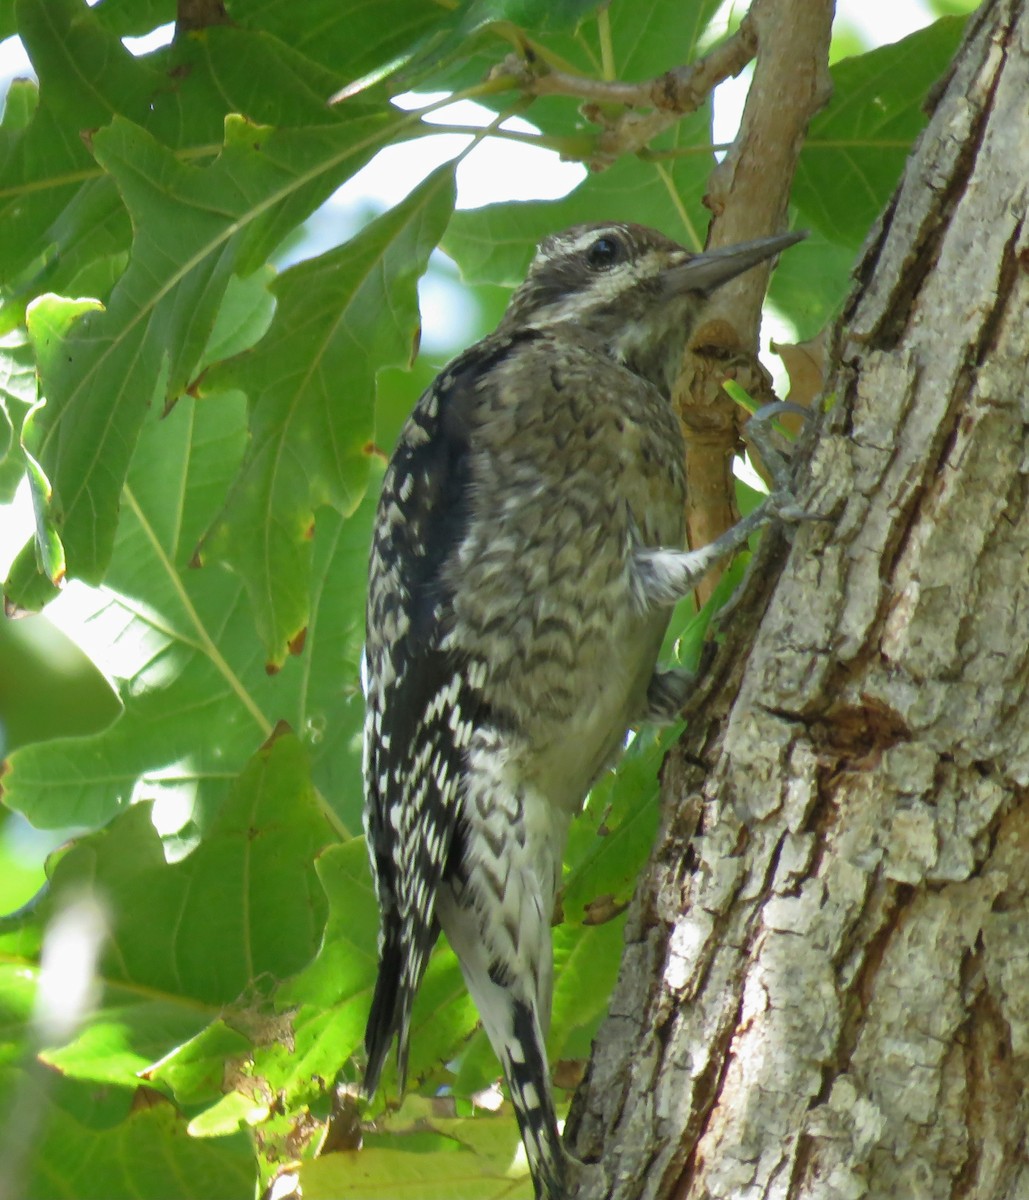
top-left (362, 333), bottom-right (534, 1091)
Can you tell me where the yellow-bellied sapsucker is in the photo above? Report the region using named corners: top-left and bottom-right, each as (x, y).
top-left (361, 222), bottom-right (803, 1198)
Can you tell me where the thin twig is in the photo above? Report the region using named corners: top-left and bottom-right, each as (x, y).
top-left (594, 17), bottom-right (758, 164)
top-left (492, 16), bottom-right (758, 167)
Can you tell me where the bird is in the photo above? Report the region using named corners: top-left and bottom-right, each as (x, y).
top-left (360, 221), bottom-right (804, 1198)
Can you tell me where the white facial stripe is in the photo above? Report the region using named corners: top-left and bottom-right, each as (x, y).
top-left (553, 225), bottom-right (629, 257)
top-left (524, 244), bottom-right (688, 330)
top-left (534, 224), bottom-right (631, 267)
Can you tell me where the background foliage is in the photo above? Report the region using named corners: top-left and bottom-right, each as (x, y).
top-left (0, 0), bottom-right (970, 1195)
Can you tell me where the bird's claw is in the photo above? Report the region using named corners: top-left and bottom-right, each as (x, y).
top-left (744, 400), bottom-right (809, 492)
top-left (765, 487), bottom-right (824, 524)
top-left (745, 401), bottom-right (828, 524)
top-left (748, 400), bottom-right (810, 426)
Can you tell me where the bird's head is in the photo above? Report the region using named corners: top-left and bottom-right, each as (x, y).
top-left (498, 222), bottom-right (804, 393)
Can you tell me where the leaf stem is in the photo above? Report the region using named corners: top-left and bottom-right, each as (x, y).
top-left (598, 8), bottom-right (615, 81)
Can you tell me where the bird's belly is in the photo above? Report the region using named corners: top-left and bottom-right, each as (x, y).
top-left (512, 613), bottom-right (666, 811)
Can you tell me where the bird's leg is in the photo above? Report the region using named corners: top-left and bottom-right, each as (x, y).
top-left (635, 401), bottom-right (820, 723)
top-left (631, 503), bottom-right (771, 725)
top-left (634, 398), bottom-right (817, 614)
top-left (632, 499), bottom-right (777, 612)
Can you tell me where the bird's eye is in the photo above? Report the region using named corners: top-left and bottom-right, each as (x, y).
top-left (586, 235), bottom-right (623, 270)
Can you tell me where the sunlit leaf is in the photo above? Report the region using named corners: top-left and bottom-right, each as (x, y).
top-left (0, 1070), bottom-right (254, 1200)
top-left (0, 328), bottom-right (36, 501)
top-left (303, 1111), bottom-right (533, 1200)
top-left (6, 111), bottom-right (404, 606)
top-left (2, 381), bottom-right (369, 837)
top-left (200, 165), bottom-right (456, 664)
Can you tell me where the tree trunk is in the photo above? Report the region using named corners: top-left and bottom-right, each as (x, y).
top-left (567, 2), bottom-right (1029, 1197)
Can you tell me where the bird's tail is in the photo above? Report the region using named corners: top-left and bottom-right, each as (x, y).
top-left (439, 894), bottom-right (568, 1198)
top-left (363, 923), bottom-right (404, 1097)
top-left (501, 997), bottom-right (569, 1200)
top-left (363, 915), bottom-right (437, 1097)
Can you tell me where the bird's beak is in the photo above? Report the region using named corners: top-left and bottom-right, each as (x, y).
top-left (662, 230), bottom-right (807, 297)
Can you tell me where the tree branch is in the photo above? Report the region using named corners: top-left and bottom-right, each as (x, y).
top-left (675, 0), bottom-right (835, 606)
top-left (493, 16), bottom-right (757, 168)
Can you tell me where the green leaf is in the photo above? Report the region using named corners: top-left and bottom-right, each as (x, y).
top-left (10, 111), bottom-right (403, 604)
top-left (276, 838), bottom-right (476, 1107)
top-left (90, 0), bottom-right (175, 39)
top-left (0, 963), bottom-right (37, 1067)
top-left (303, 1112), bottom-right (533, 1200)
top-left (0, 326), bottom-right (35, 501)
top-left (200, 164), bottom-right (456, 664)
top-left (0, 1070), bottom-right (255, 1200)
top-left (0, 18), bottom-right (108, 288)
top-left (429, 0), bottom-right (722, 133)
top-left (561, 729), bottom-right (673, 925)
top-left (142, 1020), bottom-right (252, 1108)
top-left (262, 839), bottom-right (379, 1102)
top-left (394, 0), bottom-right (609, 93)
top-left (45, 729), bottom-right (335, 1005)
top-left (794, 17), bottom-right (968, 247)
top-left (766, 225), bottom-right (857, 340)
top-left (3, 384), bottom-right (372, 840)
top-left (198, 266), bottom-right (277, 370)
top-left (0, 0), bottom-right (389, 303)
top-left (187, 1088), bottom-right (270, 1137)
top-left (437, 0), bottom-right (725, 280)
top-left (456, 0), bottom-right (604, 33)
top-left (41, 1002), bottom-right (218, 1091)
top-left (21, 179), bottom-right (132, 310)
top-left (0, 77), bottom-right (37, 135)
top-left (545, 0), bottom-right (723, 84)
top-left (2, 389), bottom-right (250, 829)
top-left (409, 0), bottom-right (719, 105)
top-left (549, 915), bottom-right (626, 1062)
top-left (0, 729), bottom-right (338, 1162)
top-left (17, 0), bottom-right (159, 130)
top-left (22, 295), bottom-right (105, 583)
top-left (0, 0), bottom-right (214, 294)
top-left (171, 25), bottom-right (358, 132)
top-left (227, 0), bottom-right (445, 84)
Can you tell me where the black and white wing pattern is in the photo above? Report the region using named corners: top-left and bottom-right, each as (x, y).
top-left (361, 338), bottom-right (514, 1092)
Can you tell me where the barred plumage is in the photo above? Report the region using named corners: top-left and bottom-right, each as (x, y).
top-left (361, 222), bottom-right (803, 1198)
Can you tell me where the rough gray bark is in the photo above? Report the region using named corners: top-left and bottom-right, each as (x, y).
top-left (567, 2), bottom-right (1029, 1197)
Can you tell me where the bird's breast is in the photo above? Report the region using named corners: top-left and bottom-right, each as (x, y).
top-left (443, 337), bottom-right (686, 807)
